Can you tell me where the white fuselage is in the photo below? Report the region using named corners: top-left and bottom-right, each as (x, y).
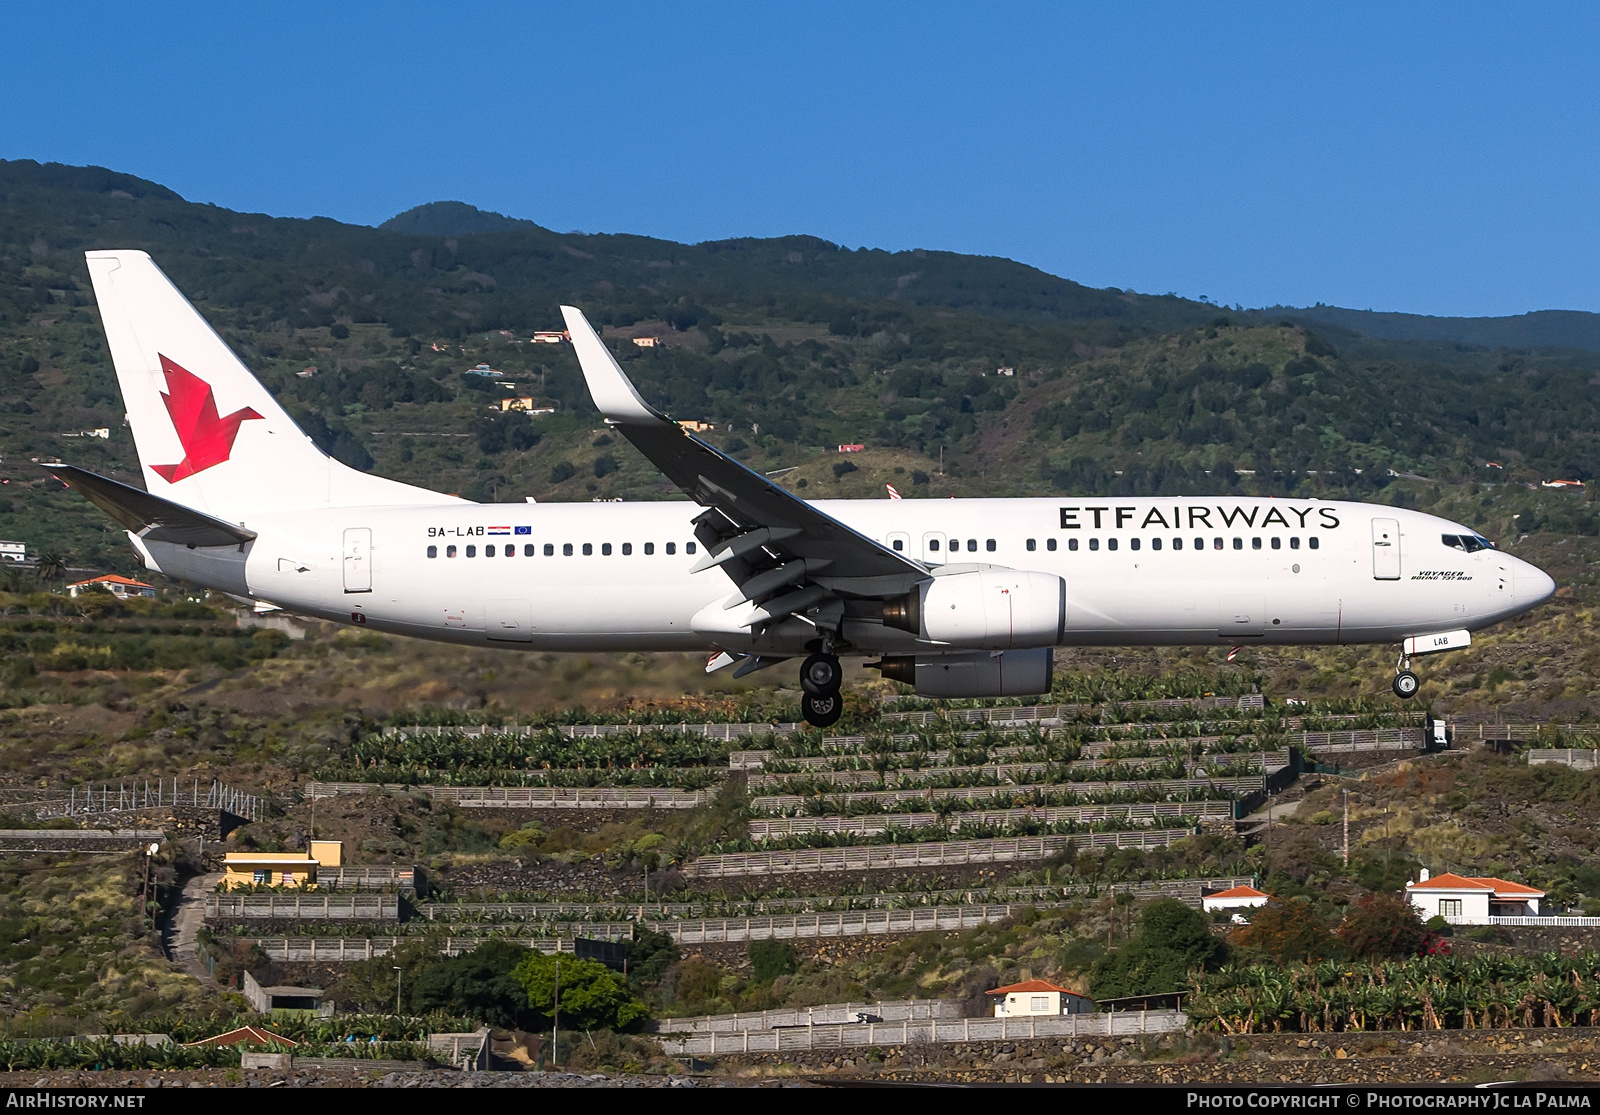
top-left (140, 495), bottom-right (1555, 656)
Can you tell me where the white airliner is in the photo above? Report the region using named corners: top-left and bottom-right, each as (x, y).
top-left (65, 251), bottom-right (1555, 726)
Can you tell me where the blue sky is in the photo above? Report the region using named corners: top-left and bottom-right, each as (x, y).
top-left (3, 2), bottom-right (1597, 317)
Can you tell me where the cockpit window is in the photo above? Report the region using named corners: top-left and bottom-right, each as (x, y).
top-left (1443, 533), bottom-right (1495, 552)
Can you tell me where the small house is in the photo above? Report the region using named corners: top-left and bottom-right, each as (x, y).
top-left (1201, 885), bottom-right (1271, 913)
top-left (0, 542), bottom-right (25, 564)
top-left (677, 420), bottom-right (716, 433)
top-left (222, 840), bottom-right (343, 890)
top-left (531, 331), bottom-right (567, 344)
top-left (183, 1026), bottom-right (296, 1049)
top-left (986, 979), bottom-right (1096, 1017)
top-left (1405, 870), bottom-right (1545, 921)
top-left (67, 574), bottom-right (155, 599)
top-left (837, 444), bottom-right (865, 453)
top-left (631, 336), bottom-right (660, 348)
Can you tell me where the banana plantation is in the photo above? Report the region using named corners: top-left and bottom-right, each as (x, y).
top-left (1189, 953), bottom-right (1600, 1034)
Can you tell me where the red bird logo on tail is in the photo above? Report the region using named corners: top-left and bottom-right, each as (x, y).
top-left (150, 355), bottom-right (263, 482)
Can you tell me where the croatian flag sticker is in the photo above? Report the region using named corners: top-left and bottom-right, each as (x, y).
top-left (486, 526), bottom-right (511, 536)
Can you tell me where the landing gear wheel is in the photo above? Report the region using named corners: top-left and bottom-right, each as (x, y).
top-left (1393, 670), bottom-right (1420, 699)
top-left (801, 691), bottom-right (843, 728)
top-left (800, 653), bottom-right (843, 697)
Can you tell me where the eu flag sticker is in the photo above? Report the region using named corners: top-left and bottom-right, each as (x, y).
top-left (514, 526), bottom-right (532, 535)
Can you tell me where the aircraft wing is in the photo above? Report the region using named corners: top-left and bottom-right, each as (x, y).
top-left (51, 464), bottom-right (257, 548)
top-left (561, 306), bottom-right (927, 632)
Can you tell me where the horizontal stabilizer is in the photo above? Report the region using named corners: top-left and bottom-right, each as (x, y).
top-left (50, 465), bottom-right (256, 548)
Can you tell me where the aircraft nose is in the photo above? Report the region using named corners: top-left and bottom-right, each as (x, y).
top-left (1513, 558), bottom-right (1556, 605)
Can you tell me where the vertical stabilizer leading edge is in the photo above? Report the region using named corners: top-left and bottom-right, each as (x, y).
top-left (84, 250), bottom-right (458, 518)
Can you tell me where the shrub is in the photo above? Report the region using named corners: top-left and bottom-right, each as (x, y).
top-left (1230, 898), bottom-right (1339, 964)
top-left (513, 954), bottom-right (648, 1032)
top-left (1090, 898), bottom-right (1227, 998)
top-left (748, 940), bottom-right (797, 983)
top-left (1336, 894), bottom-right (1430, 959)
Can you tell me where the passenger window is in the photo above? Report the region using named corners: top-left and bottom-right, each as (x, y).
top-left (1108, 538), bottom-right (1118, 551)
top-left (1026, 539), bottom-right (1036, 551)
top-left (1251, 538), bottom-right (1261, 550)
top-left (967, 539), bottom-right (977, 552)
top-left (894, 539), bottom-right (905, 551)
top-left (666, 542), bottom-right (676, 555)
top-left (687, 542), bottom-right (697, 554)
top-left (525, 544), bottom-right (535, 557)
top-left (1151, 538), bottom-right (1161, 551)
top-left (447, 545), bottom-right (457, 558)
top-left (1271, 537), bottom-right (1281, 550)
top-left (1309, 537), bottom-right (1319, 549)
top-left (601, 543), bottom-right (612, 556)
top-left (485, 544), bottom-right (495, 557)
top-left (466, 545), bottom-right (476, 558)
top-left (1047, 538), bottom-right (1057, 551)
top-left (929, 538), bottom-right (940, 551)
top-left (1194, 538), bottom-right (1204, 550)
top-left (1068, 538), bottom-right (1078, 551)
top-left (1290, 537), bottom-right (1300, 550)
top-left (563, 543), bottom-right (573, 556)
top-left (505, 546), bottom-right (513, 558)
top-left (644, 542), bottom-right (655, 555)
top-left (544, 543), bottom-right (555, 556)
top-left (1130, 538), bottom-right (1140, 551)
top-left (583, 543), bottom-right (593, 556)
top-left (622, 543), bottom-right (633, 555)
top-left (986, 539), bottom-right (996, 552)
top-left (427, 545), bottom-right (437, 558)
top-left (1089, 538), bottom-right (1100, 551)
top-left (1213, 538), bottom-right (1223, 550)
top-left (1172, 538), bottom-right (1183, 550)
top-left (1232, 538), bottom-right (1243, 550)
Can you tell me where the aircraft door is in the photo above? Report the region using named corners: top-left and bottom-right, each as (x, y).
top-left (342, 528), bottom-right (372, 593)
top-left (1372, 518), bottom-right (1401, 580)
top-left (921, 532), bottom-right (945, 561)
top-left (887, 531), bottom-right (910, 555)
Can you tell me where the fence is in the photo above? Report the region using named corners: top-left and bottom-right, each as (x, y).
top-left (746, 754), bottom-right (1283, 792)
top-left (1444, 915), bottom-right (1600, 928)
top-left (417, 878), bottom-right (1256, 923)
top-left (657, 1010), bottom-right (1187, 1054)
top-left (881, 694), bottom-right (1264, 725)
top-left (302, 783), bottom-right (710, 809)
top-left (250, 937), bottom-right (582, 961)
top-left (1528, 750), bottom-right (1600, 771)
top-left (661, 906), bottom-right (1035, 943)
top-left (652, 998), bottom-right (962, 1034)
top-left (381, 722), bottom-right (797, 741)
top-left (751, 775), bottom-right (1265, 814)
top-left (747, 800), bottom-right (1233, 839)
top-left (49, 778), bottom-right (261, 822)
top-left (686, 831), bottom-right (1188, 878)
top-left (206, 894), bottom-right (400, 920)
top-left (1297, 728), bottom-right (1425, 753)
top-left (317, 866), bottom-right (424, 894)
top-left (428, 1029), bottom-right (490, 1071)
top-left (0, 828), bottom-right (165, 853)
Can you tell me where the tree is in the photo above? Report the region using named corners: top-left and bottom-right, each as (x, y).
top-left (1229, 898), bottom-right (1340, 964)
top-left (1089, 898), bottom-right (1227, 998)
top-left (748, 940), bottom-right (796, 982)
top-left (1336, 894), bottom-right (1431, 959)
top-left (34, 550), bottom-right (67, 586)
top-left (410, 940), bottom-right (538, 1029)
top-left (513, 953), bottom-right (649, 1032)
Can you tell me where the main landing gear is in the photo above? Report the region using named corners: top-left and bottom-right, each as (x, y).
top-left (1393, 653), bottom-right (1420, 700)
top-left (800, 652), bottom-right (843, 728)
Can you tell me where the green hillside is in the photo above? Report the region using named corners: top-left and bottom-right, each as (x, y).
top-left (3, 158), bottom-right (1600, 575)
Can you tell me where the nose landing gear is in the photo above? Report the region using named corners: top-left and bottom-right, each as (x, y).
top-left (1393, 653), bottom-right (1420, 699)
top-left (799, 652), bottom-right (843, 728)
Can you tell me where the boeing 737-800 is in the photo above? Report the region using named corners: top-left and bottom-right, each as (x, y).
top-left (61, 251), bottom-right (1555, 726)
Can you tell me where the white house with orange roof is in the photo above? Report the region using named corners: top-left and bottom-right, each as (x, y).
top-left (1201, 884), bottom-right (1271, 914)
top-left (67, 574), bottom-right (155, 599)
top-left (1404, 869), bottom-right (1545, 923)
top-left (985, 979), bottom-right (1097, 1017)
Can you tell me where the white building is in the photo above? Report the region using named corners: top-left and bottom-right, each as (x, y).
top-left (1201, 885), bottom-right (1271, 914)
top-left (985, 979), bottom-right (1096, 1017)
top-left (67, 574), bottom-right (156, 599)
top-left (0, 541), bottom-right (25, 564)
top-left (1404, 870), bottom-right (1545, 922)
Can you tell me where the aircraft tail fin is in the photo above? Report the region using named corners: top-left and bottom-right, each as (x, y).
top-left (84, 250), bottom-right (457, 517)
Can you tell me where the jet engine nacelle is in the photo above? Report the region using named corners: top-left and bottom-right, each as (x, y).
top-left (876, 649), bottom-right (1054, 698)
top-left (882, 568), bottom-right (1065, 649)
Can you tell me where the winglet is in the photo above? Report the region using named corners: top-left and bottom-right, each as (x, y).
top-left (560, 306), bottom-right (667, 425)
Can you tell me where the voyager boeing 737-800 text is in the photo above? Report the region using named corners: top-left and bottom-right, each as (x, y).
top-left (59, 251), bottom-right (1555, 726)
